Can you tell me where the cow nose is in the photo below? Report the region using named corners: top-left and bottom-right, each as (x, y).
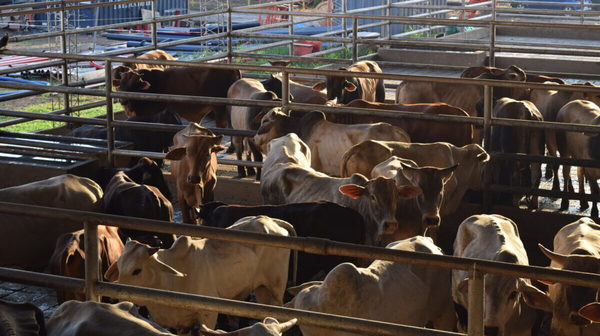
top-left (424, 216), bottom-right (440, 228)
top-left (187, 175), bottom-right (201, 184)
top-left (383, 221), bottom-right (397, 235)
top-left (484, 326), bottom-right (499, 336)
top-left (570, 312), bottom-right (591, 326)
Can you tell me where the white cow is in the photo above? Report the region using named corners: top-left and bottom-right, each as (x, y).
top-left (536, 217), bottom-right (600, 336)
top-left (452, 214), bottom-right (552, 335)
top-left (105, 215), bottom-right (294, 333)
top-left (286, 236), bottom-right (456, 336)
top-left (199, 318), bottom-right (298, 336)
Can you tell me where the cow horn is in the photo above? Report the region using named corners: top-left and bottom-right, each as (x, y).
top-left (538, 243), bottom-right (567, 267)
top-left (274, 318), bottom-right (298, 333)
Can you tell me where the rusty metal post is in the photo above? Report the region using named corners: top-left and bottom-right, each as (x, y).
top-left (288, 1), bottom-right (294, 56)
top-left (227, 0), bottom-right (233, 63)
top-left (281, 70), bottom-right (290, 115)
top-left (468, 266), bottom-right (485, 336)
top-left (104, 60), bottom-right (115, 168)
top-left (352, 17), bottom-right (358, 63)
top-left (60, 1), bottom-right (70, 116)
top-left (84, 221), bottom-right (100, 302)
top-left (482, 85), bottom-right (492, 212)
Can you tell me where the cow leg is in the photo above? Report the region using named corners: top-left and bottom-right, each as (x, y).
top-left (529, 161), bottom-right (541, 210)
top-left (233, 136), bottom-right (246, 178)
top-left (578, 167), bottom-right (589, 211)
top-left (248, 140), bottom-right (263, 181)
top-left (179, 195), bottom-right (194, 224)
top-left (254, 285), bottom-right (283, 306)
top-left (545, 130), bottom-right (559, 183)
top-left (213, 105), bottom-right (229, 129)
top-left (243, 138), bottom-right (256, 177)
top-left (560, 164), bottom-right (573, 210)
top-left (589, 175), bottom-right (599, 218)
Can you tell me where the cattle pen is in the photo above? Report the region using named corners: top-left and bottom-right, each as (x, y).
top-left (1, 0), bottom-right (600, 335)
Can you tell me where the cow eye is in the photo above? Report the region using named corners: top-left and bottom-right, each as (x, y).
top-left (132, 268), bottom-right (142, 276)
top-left (370, 195), bottom-right (376, 201)
top-left (508, 291), bottom-right (518, 300)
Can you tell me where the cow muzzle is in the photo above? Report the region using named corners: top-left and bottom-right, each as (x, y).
top-left (423, 215), bottom-right (441, 228)
top-left (187, 175), bottom-right (201, 184)
top-left (383, 221), bottom-right (397, 235)
top-left (570, 312), bottom-right (591, 326)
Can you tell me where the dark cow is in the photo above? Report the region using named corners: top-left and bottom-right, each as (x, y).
top-left (198, 201), bottom-right (366, 283)
top-left (227, 78), bottom-right (279, 178)
top-left (312, 61), bottom-right (386, 104)
top-left (261, 73), bottom-right (327, 105)
top-left (68, 108), bottom-right (182, 167)
top-left (0, 300), bottom-right (46, 336)
top-left (490, 98), bottom-right (544, 210)
top-left (48, 225), bottom-right (124, 303)
top-left (103, 171), bottom-right (175, 248)
top-left (460, 66), bottom-right (564, 85)
top-left (113, 66), bottom-right (240, 128)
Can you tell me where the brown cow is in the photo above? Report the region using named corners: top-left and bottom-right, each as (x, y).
top-left (227, 78), bottom-right (280, 178)
top-left (165, 123), bottom-right (225, 224)
top-left (48, 225), bottom-right (124, 303)
top-left (261, 72), bottom-right (328, 105)
top-left (341, 140), bottom-right (490, 216)
top-left (325, 99), bottom-right (473, 146)
top-left (113, 66), bottom-right (240, 128)
top-left (254, 109), bottom-right (410, 176)
top-left (460, 66), bottom-right (564, 85)
top-left (312, 60), bottom-right (386, 104)
top-left (556, 100), bottom-right (600, 217)
top-left (103, 171), bottom-right (175, 247)
top-left (112, 50), bottom-right (175, 89)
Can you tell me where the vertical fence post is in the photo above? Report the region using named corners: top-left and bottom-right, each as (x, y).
top-left (289, 1), bottom-right (294, 57)
top-left (104, 60), bottom-right (114, 168)
top-left (385, 0), bottom-right (392, 40)
top-left (227, 0), bottom-right (233, 63)
top-left (84, 221), bottom-right (100, 302)
top-left (60, 1), bottom-right (70, 116)
top-left (482, 85), bottom-right (493, 212)
top-left (151, 0), bottom-right (158, 49)
top-left (352, 17), bottom-right (358, 63)
top-left (281, 70), bottom-right (290, 115)
top-left (468, 265), bottom-right (485, 336)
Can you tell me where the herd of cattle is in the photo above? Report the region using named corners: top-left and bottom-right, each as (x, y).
top-left (1, 50), bottom-right (600, 335)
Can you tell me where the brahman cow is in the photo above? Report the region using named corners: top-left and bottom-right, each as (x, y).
top-left (227, 78), bottom-right (280, 178)
top-left (341, 140), bottom-right (490, 216)
top-left (48, 225), bottom-right (124, 303)
top-left (452, 214), bottom-right (552, 336)
top-left (198, 200), bottom-right (366, 283)
top-left (490, 98), bottom-right (544, 210)
top-left (46, 301), bottom-right (173, 336)
top-left (530, 82), bottom-right (600, 185)
top-left (370, 156), bottom-right (458, 245)
top-left (325, 99), bottom-right (473, 146)
top-left (0, 300), bottom-right (46, 336)
top-left (261, 72), bottom-right (327, 105)
top-left (103, 171), bottom-right (175, 248)
top-left (200, 318), bottom-right (297, 336)
top-left (0, 174), bottom-right (103, 270)
top-left (260, 133), bottom-right (421, 245)
top-left (312, 60), bottom-right (385, 104)
top-left (556, 100), bottom-right (600, 216)
top-left (165, 123), bottom-right (225, 224)
top-left (286, 236), bottom-right (456, 336)
top-left (104, 215), bottom-right (294, 332)
top-left (536, 217), bottom-right (600, 336)
top-left (114, 65), bottom-right (240, 127)
top-left (254, 108), bottom-right (410, 176)
top-left (460, 66), bottom-right (564, 85)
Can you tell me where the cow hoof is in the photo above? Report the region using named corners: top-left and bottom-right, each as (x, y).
top-left (560, 200), bottom-right (570, 211)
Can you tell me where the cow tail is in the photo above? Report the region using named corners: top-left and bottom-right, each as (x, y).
top-left (275, 220), bottom-right (298, 286)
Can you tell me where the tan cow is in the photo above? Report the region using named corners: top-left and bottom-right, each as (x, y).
top-left (556, 100), bottom-right (600, 217)
top-left (262, 72), bottom-right (327, 105)
top-left (48, 225), bottom-right (124, 303)
top-left (105, 216), bottom-right (294, 332)
top-left (260, 133), bottom-right (421, 245)
top-left (0, 174), bottom-right (103, 270)
top-left (112, 50), bottom-right (176, 88)
top-left (341, 140), bottom-right (490, 216)
top-left (286, 236), bottom-right (456, 336)
top-left (254, 108), bottom-right (410, 176)
top-left (312, 60), bottom-right (386, 104)
top-left (227, 78), bottom-right (280, 178)
top-left (536, 217), bottom-right (600, 336)
top-left (453, 214), bottom-right (553, 335)
top-left (166, 123), bottom-right (225, 224)
top-left (46, 301), bottom-right (173, 336)
top-left (199, 318), bottom-right (297, 336)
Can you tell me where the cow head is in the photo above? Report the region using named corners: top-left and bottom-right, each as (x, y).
top-left (339, 175), bottom-right (422, 243)
top-left (124, 157), bottom-right (172, 201)
top-left (537, 244), bottom-right (600, 335)
top-left (573, 82), bottom-right (600, 106)
top-left (199, 317), bottom-right (297, 336)
top-left (111, 65), bottom-right (134, 88)
top-left (254, 108), bottom-right (298, 154)
top-left (461, 144), bottom-right (490, 190)
top-left (104, 240), bottom-right (185, 287)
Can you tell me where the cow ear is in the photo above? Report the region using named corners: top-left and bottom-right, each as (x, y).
top-left (212, 145), bottom-right (226, 153)
top-left (339, 184), bottom-right (367, 199)
top-left (518, 279), bottom-right (553, 312)
top-left (579, 302), bottom-right (600, 322)
top-left (154, 259), bottom-right (186, 278)
top-left (344, 81), bottom-right (357, 92)
top-left (165, 147), bottom-right (187, 161)
top-left (253, 110), bottom-right (269, 124)
top-left (104, 262), bottom-right (119, 282)
top-left (312, 81), bottom-right (326, 92)
top-left (112, 79), bottom-right (121, 87)
top-left (140, 80), bottom-right (151, 90)
top-left (476, 151), bottom-right (490, 162)
top-left (396, 185), bottom-right (422, 199)
top-left (538, 243), bottom-right (567, 267)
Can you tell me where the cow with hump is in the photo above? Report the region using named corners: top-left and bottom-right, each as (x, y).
top-left (0, 174), bottom-right (103, 270)
top-left (254, 108), bottom-right (410, 176)
top-left (556, 99), bottom-right (600, 217)
top-left (113, 64), bottom-right (240, 128)
top-left (312, 60), bottom-right (386, 104)
top-left (199, 318), bottom-right (297, 336)
top-left (104, 215), bottom-right (294, 333)
top-left (166, 123), bottom-right (225, 224)
top-left (260, 133), bottom-right (421, 245)
top-left (452, 214), bottom-right (552, 336)
top-left (286, 236), bottom-right (456, 336)
top-left (536, 217), bottom-right (600, 336)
